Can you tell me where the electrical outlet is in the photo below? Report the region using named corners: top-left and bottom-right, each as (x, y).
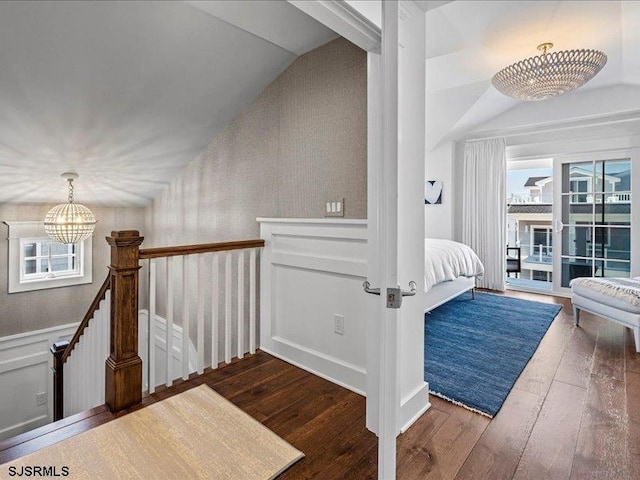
top-left (36, 392), bottom-right (47, 406)
top-left (334, 314), bottom-right (344, 335)
top-left (324, 199), bottom-right (345, 217)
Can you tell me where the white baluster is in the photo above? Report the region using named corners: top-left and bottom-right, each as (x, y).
top-left (166, 256), bottom-right (174, 386)
top-left (82, 319), bottom-right (89, 412)
top-left (211, 254), bottom-right (219, 369)
top-left (67, 347), bottom-right (72, 418)
top-left (197, 254), bottom-right (205, 375)
top-left (237, 251), bottom-right (245, 359)
top-left (101, 290), bottom-right (110, 405)
top-left (75, 337), bottom-right (83, 415)
top-left (225, 252), bottom-right (232, 364)
top-left (182, 255), bottom-right (190, 380)
top-left (90, 311), bottom-right (97, 408)
top-left (249, 248), bottom-right (256, 355)
top-left (148, 260), bottom-right (157, 393)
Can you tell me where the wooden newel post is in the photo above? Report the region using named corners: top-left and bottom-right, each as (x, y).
top-left (105, 230), bottom-right (144, 412)
top-left (50, 340), bottom-right (69, 422)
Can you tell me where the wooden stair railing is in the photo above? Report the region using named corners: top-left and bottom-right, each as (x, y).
top-left (52, 230), bottom-right (265, 422)
top-left (141, 237), bottom-right (265, 393)
top-left (50, 274), bottom-right (111, 421)
top-left (139, 239), bottom-right (265, 259)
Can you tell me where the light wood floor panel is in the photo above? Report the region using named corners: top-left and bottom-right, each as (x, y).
top-left (570, 375), bottom-right (629, 480)
top-left (513, 380), bottom-right (586, 480)
top-left (627, 371), bottom-right (640, 480)
top-left (399, 407), bottom-right (490, 479)
top-left (554, 314), bottom-right (600, 389)
top-left (454, 387), bottom-right (544, 480)
top-left (513, 308), bottom-right (574, 397)
top-left (592, 320), bottom-right (626, 381)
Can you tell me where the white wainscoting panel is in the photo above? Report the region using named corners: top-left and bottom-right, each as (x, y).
top-left (258, 218), bottom-right (369, 394)
top-left (0, 323), bottom-right (78, 441)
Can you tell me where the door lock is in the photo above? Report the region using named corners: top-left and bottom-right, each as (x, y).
top-left (363, 281), bottom-right (418, 309)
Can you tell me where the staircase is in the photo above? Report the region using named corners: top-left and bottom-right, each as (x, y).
top-left (48, 231), bottom-right (263, 422)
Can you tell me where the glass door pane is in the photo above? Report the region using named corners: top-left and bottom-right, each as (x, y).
top-left (559, 158), bottom-right (631, 288)
top-left (506, 161), bottom-right (554, 292)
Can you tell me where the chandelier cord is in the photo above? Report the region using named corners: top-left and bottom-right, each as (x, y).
top-left (67, 179), bottom-right (74, 204)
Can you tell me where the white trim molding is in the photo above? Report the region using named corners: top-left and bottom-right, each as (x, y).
top-left (287, 0), bottom-right (381, 53)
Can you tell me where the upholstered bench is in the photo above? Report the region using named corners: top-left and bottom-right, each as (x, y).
top-left (571, 277), bottom-right (640, 353)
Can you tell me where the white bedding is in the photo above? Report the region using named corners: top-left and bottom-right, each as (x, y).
top-left (425, 238), bottom-right (484, 292)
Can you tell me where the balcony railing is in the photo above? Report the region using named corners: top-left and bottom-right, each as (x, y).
top-left (521, 244), bottom-right (552, 264)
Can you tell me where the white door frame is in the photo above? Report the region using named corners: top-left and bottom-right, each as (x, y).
top-left (287, 2), bottom-right (429, 478)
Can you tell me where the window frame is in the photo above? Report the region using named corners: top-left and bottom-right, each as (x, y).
top-left (19, 237), bottom-right (83, 283)
top-left (5, 221), bottom-right (92, 293)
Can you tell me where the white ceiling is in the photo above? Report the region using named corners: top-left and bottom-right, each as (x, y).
top-left (0, 1), bottom-right (337, 206)
top-left (426, 0), bottom-right (640, 148)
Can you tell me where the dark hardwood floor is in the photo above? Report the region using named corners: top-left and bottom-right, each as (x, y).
top-left (0, 290), bottom-right (637, 479)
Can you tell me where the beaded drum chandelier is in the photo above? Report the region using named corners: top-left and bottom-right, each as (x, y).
top-left (492, 42), bottom-right (607, 101)
top-left (44, 173), bottom-right (97, 244)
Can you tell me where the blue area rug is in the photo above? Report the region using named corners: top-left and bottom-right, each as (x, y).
top-left (424, 291), bottom-right (561, 417)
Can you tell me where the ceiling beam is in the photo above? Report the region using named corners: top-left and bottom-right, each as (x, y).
top-left (288, 0), bottom-right (381, 53)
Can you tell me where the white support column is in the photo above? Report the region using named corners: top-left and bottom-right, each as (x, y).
top-left (237, 251), bottom-right (245, 359)
top-left (211, 254), bottom-right (219, 369)
top-left (182, 255), bottom-right (190, 380)
top-left (101, 290), bottom-right (110, 404)
top-left (197, 254), bottom-right (205, 374)
top-left (225, 252), bottom-right (232, 364)
top-left (249, 248), bottom-right (257, 354)
top-left (166, 256), bottom-right (174, 387)
top-left (148, 259), bottom-right (156, 393)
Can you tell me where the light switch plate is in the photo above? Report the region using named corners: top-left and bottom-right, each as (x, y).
top-left (324, 198), bottom-right (345, 217)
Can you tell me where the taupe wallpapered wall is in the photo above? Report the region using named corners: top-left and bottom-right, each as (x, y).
top-left (146, 38), bottom-right (367, 247)
top-left (143, 38), bottom-right (367, 365)
top-left (0, 205), bottom-right (146, 336)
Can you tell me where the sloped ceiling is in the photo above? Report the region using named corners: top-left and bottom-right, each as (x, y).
top-left (0, 0), bottom-right (336, 206)
top-left (427, 0), bottom-right (640, 148)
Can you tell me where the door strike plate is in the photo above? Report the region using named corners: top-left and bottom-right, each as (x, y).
top-left (387, 287), bottom-right (402, 309)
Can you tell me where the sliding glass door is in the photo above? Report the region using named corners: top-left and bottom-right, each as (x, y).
top-left (553, 152), bottom-right (635, 294)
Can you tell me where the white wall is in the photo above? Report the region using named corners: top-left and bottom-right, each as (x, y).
top-left (425, 141), bottom-right (454, 239)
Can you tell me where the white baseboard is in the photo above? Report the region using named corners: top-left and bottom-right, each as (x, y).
top-left (399, 381), bottom-right (430, 433)
top-left (261, 336), bottom-right (366, 396)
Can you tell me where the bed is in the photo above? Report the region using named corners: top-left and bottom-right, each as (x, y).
top-left (424, 238), bottom-right (484, 312)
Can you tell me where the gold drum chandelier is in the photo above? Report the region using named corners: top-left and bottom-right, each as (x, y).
top-left (492, 42), bottom-right (607, 101)
top-left (44, 173), bottom-right (97, 244)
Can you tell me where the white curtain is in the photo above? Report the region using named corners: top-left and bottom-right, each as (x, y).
top-left (462, 138), bottom-right (506, 291)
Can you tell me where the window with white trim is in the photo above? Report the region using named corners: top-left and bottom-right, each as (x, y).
top-left (20, 239), bottom-right (81, 282)
top-left (5, 221), bottom-right (92, 293)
